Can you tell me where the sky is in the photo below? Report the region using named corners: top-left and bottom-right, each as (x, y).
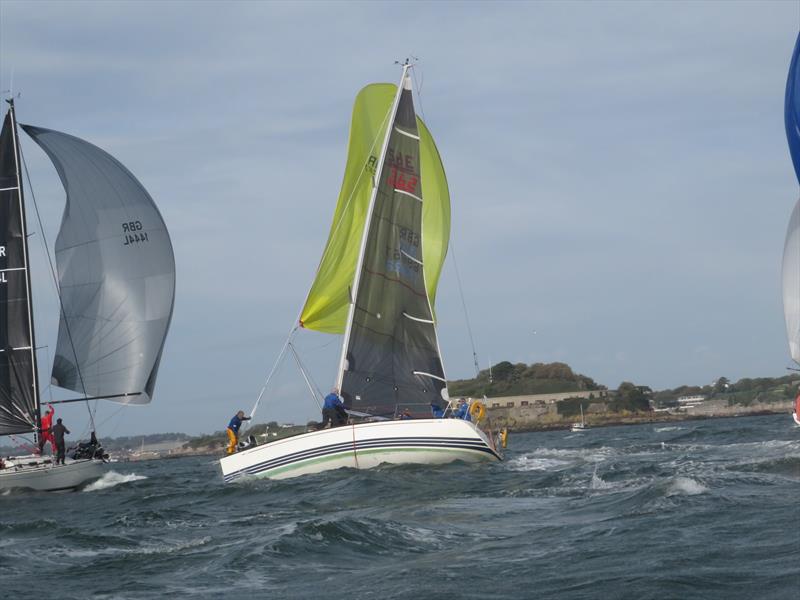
top-left (0, 0), bottom-right (797, 438)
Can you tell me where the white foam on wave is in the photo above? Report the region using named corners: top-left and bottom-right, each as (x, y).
top-left (507, 455), bottom-right (571, 471)
top-left (654, 426), bottom-right (683, 433)
top-left (83, 471), bottom-right (147, 492)
top-left (666, 476), bottom-right (708, 496)
top-left (590, 466), bottom-right (614, 490)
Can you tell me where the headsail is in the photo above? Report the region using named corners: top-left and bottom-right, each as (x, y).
top-left (22, 125), bottom-right (175, 404)
top-left (785, 33), bottom-right (800, 365)
top-left (300, 84), bottom-right (450, 334)
top-left (338, 70), bottom-right (448, 417)
top-left (783, 200), bottom-right (800, 364)
top-left (0, 106), bottom-right (40, 434)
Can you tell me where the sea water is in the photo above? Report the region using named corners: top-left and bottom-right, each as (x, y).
top-left (1, 414), bottom-right (797, 599)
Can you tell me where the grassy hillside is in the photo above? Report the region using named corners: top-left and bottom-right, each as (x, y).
top-left (449, 361), bottom-right (605, 397)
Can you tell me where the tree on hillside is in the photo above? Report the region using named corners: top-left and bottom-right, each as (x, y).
top-left (613, 381), bottom-right (650, 412)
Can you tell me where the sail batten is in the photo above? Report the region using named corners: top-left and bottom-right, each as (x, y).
top-left (22, 125), bottom-right (175, 404)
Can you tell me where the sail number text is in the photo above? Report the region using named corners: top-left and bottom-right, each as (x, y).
top-left (0, 246), bottom-right (5, 284)
top-left (385, 149), bottom-right (418, 193)
top-left (122, 221), bottom-right (149, 246)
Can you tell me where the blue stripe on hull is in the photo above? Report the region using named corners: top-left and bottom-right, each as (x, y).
top-left (223, 436), bottom-right (499, 482)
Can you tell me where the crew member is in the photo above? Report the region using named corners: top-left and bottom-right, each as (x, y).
top-left (399, 408), bottom-right (413, 420)
top-left (226, 410), bottom-right (251, 455)
top-left (38, 404), bottom-right (55, 455)
top-left (51, 418), bottom-right (70, 465)
top-left (430, 403), bottom-right (445, 418)
top-left (453, 399), bottom-right (472, 421)
top-left (322, 389), bottom-right (347, 428)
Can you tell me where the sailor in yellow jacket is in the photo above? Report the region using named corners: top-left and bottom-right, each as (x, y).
top-left (226, 410), bottom-right (251, 455)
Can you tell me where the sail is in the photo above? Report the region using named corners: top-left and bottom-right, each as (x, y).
top-left (0, 108), bottom-right (39, 434)
top-left (339, 72), bottom-right (448, 417)
top-left (300, 83), bottom-right (450, 333)
top-left (783, 199), bottom-right (800, 364)
top-left (786, 32), bottom-right (800, 183)
top-left (22, 125), bottom-right (175, 404)
top-left (785, 34), bottom-right (800, 364)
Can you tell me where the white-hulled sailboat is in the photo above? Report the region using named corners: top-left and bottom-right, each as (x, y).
top-left (783, 33), bottom-right (800, 428)
top-left (220, 64), bottom-right (501, 483)
top-left (570, 404), bottom-right (588, 432)
top-left (0, 99), bottom-right (175, 491)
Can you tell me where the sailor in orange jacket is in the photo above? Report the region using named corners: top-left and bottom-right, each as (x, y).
top-left (38, 404), bottom-right (55, 455)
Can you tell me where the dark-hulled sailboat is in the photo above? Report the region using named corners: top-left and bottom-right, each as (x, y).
top-left (220, 64), bottom-right (500, 483)
top-left (0, 99), bottom-right (175, 491)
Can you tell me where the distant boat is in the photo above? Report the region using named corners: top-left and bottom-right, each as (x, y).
top-left (220, 63), bottom-right (501, 483)
top-left (783, 32), bottom-right (800, 429)
top-left (0, 99), bottom-right (175, 491)
top-left (571, 404), bottom-right (588, 432)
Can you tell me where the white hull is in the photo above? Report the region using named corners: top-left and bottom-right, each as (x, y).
top-left (570, 424), bottom-right (588, 432)
top-left (220, 418), bottom-right (501, 482)
top-left (793, 411), bottom-right (800, 426)
top-left (0, 456), bottom-right (107, 492)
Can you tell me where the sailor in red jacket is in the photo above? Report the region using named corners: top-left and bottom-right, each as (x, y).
top-left (38, 404), bottom-right (55, 455)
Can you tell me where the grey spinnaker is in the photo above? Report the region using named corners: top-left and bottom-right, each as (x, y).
top-left (0, 110), bottom-right (39, 434)
top-left (22, 125), bottom-right (175, 404)
top-left (339, 77), bottom-right (448, 418)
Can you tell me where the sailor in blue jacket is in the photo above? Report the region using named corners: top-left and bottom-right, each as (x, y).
top-left (226, 410), bottom-right (251, 454)
top-left (430, 403), bottom-right (445, 418)
top-left (453, 399), bottom-right (472, 422)
top-left (322, 389), bottom-right (348, 427)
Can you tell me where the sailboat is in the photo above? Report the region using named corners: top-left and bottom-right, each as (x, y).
top-left (220, 63), bottom-right (501, 483)
top-left (570, 404), bottom-right (588, 432)
top-left (0, 99), bottom-right (175, 491)
top-left (783, 33), bottom-right (800, 428)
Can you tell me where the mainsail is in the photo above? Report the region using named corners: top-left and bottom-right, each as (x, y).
top-left (337, 70), bottom-right (448, 417)
top-left (23, 125), bottom-right (175, 404)
top-left (0, 106), bottom-right (39, 434)
top-left (785, 32), bottom-right (800, 365)
top-left (300, 83), bottom-right (450, 334)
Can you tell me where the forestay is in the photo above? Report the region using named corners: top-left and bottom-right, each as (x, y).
top-left (0, 109), bottom-right (39, 434)
top-left (23, 125), bottom-right (175, 403)
top-left (339, 73), bottom-right (448, 417)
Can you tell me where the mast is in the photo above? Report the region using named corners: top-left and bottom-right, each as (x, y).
top-left (4, 99), bottom-right (41, 431)
top-left (335, 65), bottom-right (409, 390)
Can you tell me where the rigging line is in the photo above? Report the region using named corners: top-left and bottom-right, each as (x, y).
top-left (288, 342), bottom-right (323, 411)
top-left (289, 342), bottom-right (324, 400)
top-left (450, 240), bottom-right (481, 377)
top-left (19, 143), bottom-right (96, 432)
top-left (247, 323), bottom-right (298, 425)
top-left (411, 65), bottom-right (427, 125)
top-left (95, 402), bottom-right (127, 430)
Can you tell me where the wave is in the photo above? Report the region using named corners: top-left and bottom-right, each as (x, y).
top-left (664, 476), bottom-right (708, 496)
top-left (83, 471), bottom-right (147, 492)
top-left (507, 455), bottom-right (572, 471)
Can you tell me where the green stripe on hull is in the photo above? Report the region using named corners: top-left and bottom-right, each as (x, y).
top-left (250, 446), bottom-right (496, 480)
